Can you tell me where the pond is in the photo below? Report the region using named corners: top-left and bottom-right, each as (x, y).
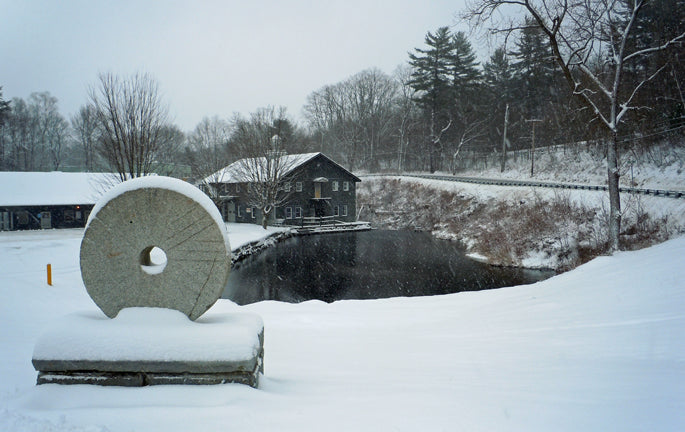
top-left (222, 230), bottom-right (554, 305)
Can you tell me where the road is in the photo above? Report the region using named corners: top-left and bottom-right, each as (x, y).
top-left (360, 173), bottom-right (685, 199)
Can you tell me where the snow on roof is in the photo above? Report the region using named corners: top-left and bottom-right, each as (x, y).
top-left (0, 172), bottom-right (121, 207)
top-left (204, 152), bottom-right (321, 185)
top-left (203, 152), bottom-right (361, 184)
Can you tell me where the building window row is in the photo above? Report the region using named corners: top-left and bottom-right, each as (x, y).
top-left (333, 205), bottom-right (349, 217)
top-left (219, 180), bottom-right (349, 195)
top-left (281, 180), bottom-right (349, 194)
top-left (284, 206), bottom-right (303, 219)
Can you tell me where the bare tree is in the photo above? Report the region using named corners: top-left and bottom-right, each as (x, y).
top-left (184, 116), bottom-right (233, 203)
top-left (304, 68), bottom-right (399, 171)
top-left (30, 92), bottom-right (69, 170)
top-left (230, 106), bottom-right (301, 229)
top-left (0, 92), bottom-right (68, 171)
top-left (0, 87), bottom-right (10, 168)
top-left (71, 105), bottom-right (99, 171)
top-left (89, 72), bottom-right (173, 181)
top-left (450, 111), bottom-right (488, 174)
top-left (467, 0), bottom-right (685, 251)
top-left (393, 65), bottom-right (422, 172)
top-left (2, 97), bottom-right (35, 170)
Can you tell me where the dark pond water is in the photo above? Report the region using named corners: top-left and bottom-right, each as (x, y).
top-left (222, 230), bottom-right (555, 305)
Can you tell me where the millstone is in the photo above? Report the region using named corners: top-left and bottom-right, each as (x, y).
top-left (80, 177), bottom-right (231, 321)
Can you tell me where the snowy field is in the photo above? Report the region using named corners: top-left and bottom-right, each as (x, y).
top-left (1, 225), bottom-right (684, 431)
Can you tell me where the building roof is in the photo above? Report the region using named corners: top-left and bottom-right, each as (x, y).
top-left (204, 152), bottom-right (361, 184)
top-left (0, 172), bottom-right (120, 207)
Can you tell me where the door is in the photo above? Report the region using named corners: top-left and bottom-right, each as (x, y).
top-left (0, 212), bottom-right (9, 231)
top-left (40, 211), bottom-right (51, 229)
top-left (226, 202), bottom-right (236, 223)
top-left (314, 183), bottom-right (321, 199)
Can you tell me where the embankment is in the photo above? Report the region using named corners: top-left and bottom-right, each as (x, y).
top-left (358, 176), bottom-right (684, 271)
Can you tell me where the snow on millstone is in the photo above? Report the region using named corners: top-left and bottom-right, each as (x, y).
top-left (80, 176), bottom-right (231, 320)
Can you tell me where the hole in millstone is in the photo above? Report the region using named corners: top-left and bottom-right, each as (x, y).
top-left (140, 246), bottom-right (168, 275)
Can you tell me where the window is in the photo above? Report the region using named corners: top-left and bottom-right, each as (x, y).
top-left (284, 182), bottom-right (291, 192)
top-left (237, 206), bottom-right (242, 217)
top-left (222, 184), bottom-right (229, 194)
top-left (247, 183), bottom-right (252, 193)
top-left (342, 205), bottom-right (348, 216)
top-left (332, 181), bottom-right (339, 192)
top-left (64, 209), bottom-right (75, 222)
top-left (250, 207), bottom-right (256, 219)
top-left (334, 206), bottom-right (339, 216)
top-left (295, 181), bottom-right (303, 192)
top-left (285, 207), bottom-right (292, 219)
top-left (236, 184), bottom-right (241, 193)
top-left (343, 181), bottom-right (350, 191)
top-left (294, 207), bottom-right (302, 218)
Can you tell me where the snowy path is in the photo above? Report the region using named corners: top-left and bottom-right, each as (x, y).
top-left (1, 228), bottom-right (684, 431)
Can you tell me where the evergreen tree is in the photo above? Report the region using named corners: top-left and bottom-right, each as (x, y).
top-left (483, 47), bottom-right (514, 103)
top-left (449, 31), bottom-right (481, 102)
top-left (408, 27), bottom-right (454, 172)
top-left (483, 47), bottom-right (516, 151)
top-left (510, 17), bottom-right (557, 119)
top-left (622, 0), bottom-right (685, 137)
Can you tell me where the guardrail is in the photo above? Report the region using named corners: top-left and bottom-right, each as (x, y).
top-left (360, 173), bottom-right (685, 199)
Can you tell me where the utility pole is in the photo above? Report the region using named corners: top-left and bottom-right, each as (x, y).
top-left (500, 104), bottom-right (509, 173)
top-left (526, 118), bottom-right (542, 177)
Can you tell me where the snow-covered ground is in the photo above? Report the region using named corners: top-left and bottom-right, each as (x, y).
top-left (225, 222), bottom-right (289, 250)
top-left (453, 141), bottom-right (685, 191)
top-left (1, 224), bottom-right (684, 431)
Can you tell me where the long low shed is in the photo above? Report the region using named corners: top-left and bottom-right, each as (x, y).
top-left (0, 172), bottom-right (118, 231)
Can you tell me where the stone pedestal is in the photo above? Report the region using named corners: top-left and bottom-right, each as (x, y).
top-left (32, 308), bottom-right (264, 388)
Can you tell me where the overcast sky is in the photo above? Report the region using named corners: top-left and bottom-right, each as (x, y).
top-left (1, 0), bottom-right (476, 131)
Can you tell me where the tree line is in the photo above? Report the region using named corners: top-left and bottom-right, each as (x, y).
top-left (0, 0), bottom-right (683, 246)
top-left (1, 0), bottom-right (682, 181)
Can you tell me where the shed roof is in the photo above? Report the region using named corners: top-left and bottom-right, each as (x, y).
top-left (0, 172), bottom-right (120, 207)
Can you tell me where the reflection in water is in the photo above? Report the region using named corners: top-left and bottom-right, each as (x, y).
top-left (223, 230), bottom-right (554, 305)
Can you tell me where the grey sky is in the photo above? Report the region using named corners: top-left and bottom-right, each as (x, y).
top-left (1, 0), bottom-right (472, 131)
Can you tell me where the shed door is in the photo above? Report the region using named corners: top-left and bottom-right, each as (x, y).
top-left (40, 211), bottom-right (51, 229)
top-left (0, 212), bottom-right (9, 231)
top-left (314, 183), bottom-right (321, 199)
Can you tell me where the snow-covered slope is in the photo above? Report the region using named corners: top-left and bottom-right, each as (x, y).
top-left (454, 141), bottom-right (685, 191)
top-left (1, 227), bottom-right (684, 431)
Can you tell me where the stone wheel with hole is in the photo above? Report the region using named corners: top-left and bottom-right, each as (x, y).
top-left (80, 180), bottom-right (231, 321)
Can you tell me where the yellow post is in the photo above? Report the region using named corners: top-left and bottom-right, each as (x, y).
top-left (47, 264), bottom-right (52, 286)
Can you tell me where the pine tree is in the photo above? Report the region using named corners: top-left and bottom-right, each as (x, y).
top-left (483, 47), bottom-right (516, 150)
top-left (510, 17), bottom-right (557, 119)
top-left (483, 47), bottom-right (514, 102)
top-left (622, 0), bottom-right (685, 136)
top-left (449, 31), bottom-right (481, 102)
top-left (408, 27), bottom-right (454, 172)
